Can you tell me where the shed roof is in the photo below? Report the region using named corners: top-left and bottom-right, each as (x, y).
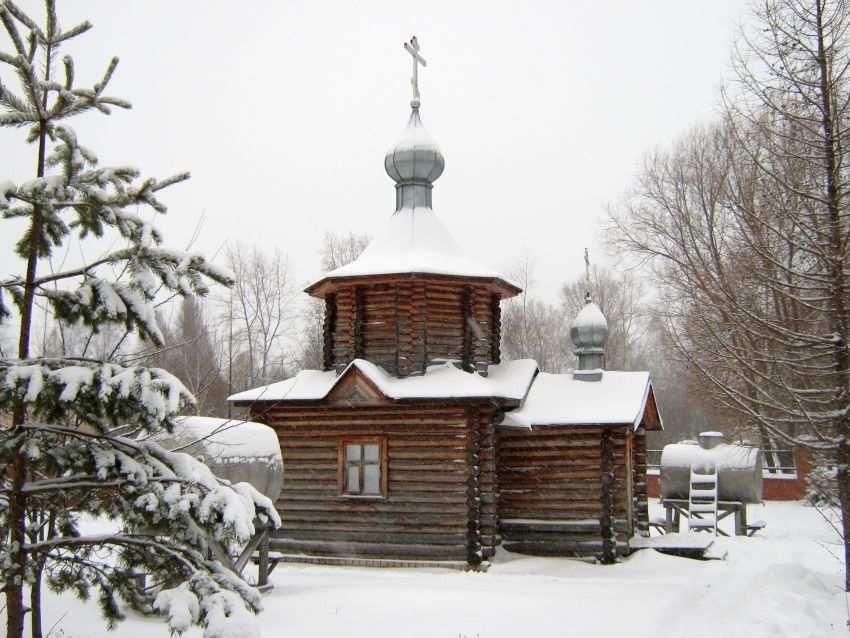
top-left (500, 370), bottom-right (656, 430)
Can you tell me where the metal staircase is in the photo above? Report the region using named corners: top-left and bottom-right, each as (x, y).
top-left (688, 465), bottom-right (718, 535)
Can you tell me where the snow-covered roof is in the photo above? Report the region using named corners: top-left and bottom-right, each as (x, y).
top-left (228, 358), bottom-right (538, 404)
top-left (500, 370), bottom-right (653, 430)
top-left (306, 207), bottom-right (520, 293)
top-left (169, 416), bottom-right (282, 460)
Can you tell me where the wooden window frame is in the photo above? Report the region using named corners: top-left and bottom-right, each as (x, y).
top-left (338, 436), bottom-right (388, 498)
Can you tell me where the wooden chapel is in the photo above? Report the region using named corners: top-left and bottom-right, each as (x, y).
top-left (230, 40), bottom-right (661, 568)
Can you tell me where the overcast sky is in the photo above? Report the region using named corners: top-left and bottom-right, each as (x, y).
top-left (0, 0), bottom-right (746, 304)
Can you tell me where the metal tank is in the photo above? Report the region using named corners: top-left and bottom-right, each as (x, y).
top-left (660, 432), bottom-right (763, 503)
top-left (154, 416), bottom-right (283, 502)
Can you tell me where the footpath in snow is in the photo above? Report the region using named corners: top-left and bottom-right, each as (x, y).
top-left (11, 500), bottom-right (847, 638)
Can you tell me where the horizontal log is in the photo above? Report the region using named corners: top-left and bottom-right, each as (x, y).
top-left (277, 492), bottom-right (467, 506)
top-left (499, 540), bottom-right (613, 558)
top-left (389, 449), bottom-right (466, 460)
top-left (499, 480), bottom-right (603, 490)
top-left (498, 457), bottom-right (604, 469)
top-left (268, 539), bottom-right (468, 561)
top-left (500, 520), bottom-right (633, 534)
top-left (499, 469), bottom-right (602, 480)
top-left (280, 511), bottom-right (467, 526)
top-left (388, 436), bottom-right (468, 446)
top-left (500, 507), bottom-right (604, 519)
top-left (278, 461), bottom-right (336, 471)
top-left (274, 422), bottom-right (469, 433)
top-left (499, 448), bottom-right (603, 460)
top-left (499, 427), bottom-right (605, 439)
top-left (501, 531), bottom-right (607, 543)
top-left (278, 516), bottom-right (466, 531)
top-left (385, 481), bottom-right (469, 493)
top-left (269, 405), bottom-right (471, 418)
top-left (270, 414), bottom-right (469, 425)
top-left (388, 460), bottom-right (468, 472)
top-left (281, 480), bottom-right (338, 491)
top-left (277, 530), bottom-right (469, 545)
top-left (498, 440), bottom-right (604, 452)
top-left (281, 450), bottom-right (337, 460)
top-left (282, 470), bottom-right (336, 482)
top-left (499, 489), bottom-right (603, 502)
top-left (390, 471), bottom-right (468, 484)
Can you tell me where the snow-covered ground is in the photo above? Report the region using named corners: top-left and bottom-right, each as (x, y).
top-left (12, 500), bottom-right (847, 637)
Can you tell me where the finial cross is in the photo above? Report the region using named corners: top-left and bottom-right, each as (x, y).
top-left (404, 36), bottom-right (427, 109)
top-left (584, 247), bottom-right (592, 304)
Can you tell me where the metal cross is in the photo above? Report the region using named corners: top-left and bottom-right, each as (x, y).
top-left (584, 247), bottom-right (592, 304)
top-left (404, 36), bottom-right (427, 109)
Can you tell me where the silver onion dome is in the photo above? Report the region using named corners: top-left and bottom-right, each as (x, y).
top-left (570, 294), bottom-right (608, 379)
top-left (385, 108), bottom-right (445, 210)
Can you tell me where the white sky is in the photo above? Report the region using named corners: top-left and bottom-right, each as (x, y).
top-left (0, 0), bottom-right (746, 304)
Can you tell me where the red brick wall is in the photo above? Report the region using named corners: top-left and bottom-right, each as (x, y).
top-left (761, 446), bottom-right (811, 501)
top-left (647, 472), bottom-right (660, 498)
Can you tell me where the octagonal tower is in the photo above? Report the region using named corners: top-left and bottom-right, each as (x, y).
top-left (305, 106), bottom-right (519, 376)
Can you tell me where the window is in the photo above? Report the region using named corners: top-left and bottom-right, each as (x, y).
top-left (339, 438), bottom-right (387, 497)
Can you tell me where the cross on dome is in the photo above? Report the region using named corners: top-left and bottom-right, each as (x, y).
top-left (404, 36), bottom-right (427, 108)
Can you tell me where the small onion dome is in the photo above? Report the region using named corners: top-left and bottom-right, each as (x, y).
top-left (385, 108), bottom-right (445, 185)
top-left (570, 295), bottom-right (609, 351)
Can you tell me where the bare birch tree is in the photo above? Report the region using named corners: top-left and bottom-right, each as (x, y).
top-left (148, 298), bottom-right (227, 416)
top-left (321, 230), bottom-right (371, 272)
top-left (223, 242), bottom-right (297, 391)
top-left (609, 0), bottom-right (850, 589)
top-left (500, 254), bottom-right (571, 373)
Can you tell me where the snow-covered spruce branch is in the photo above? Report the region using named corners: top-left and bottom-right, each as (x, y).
top-left (18, 475), bottom-right (185, 494)
top-left (26, 535), bottom-right (265, 635)
top-left (25, 533), bottom-right (206, 567)
top-left (0, 360), bottom-right (194, 432)
top-left (0, 6), bottom-right (126, 126)
top-left (9, 421), bottom-right (281, 529)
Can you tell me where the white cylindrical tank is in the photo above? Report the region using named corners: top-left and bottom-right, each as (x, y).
top-left (660, 432), bottom-right (762, 503)
top-left (156, 416), bottom-right (283, 503)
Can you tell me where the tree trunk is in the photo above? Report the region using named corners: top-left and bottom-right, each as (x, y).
top-left (836, 440), bottom-right (850, 591)
top-left (30, 562), bottom-right (43, 638)
top-left (815, 0), bottom-right (850, 591)
top-left (7, 100), bottom-right (49, 637)
top-left (6, 451), bottom-right (27, 638)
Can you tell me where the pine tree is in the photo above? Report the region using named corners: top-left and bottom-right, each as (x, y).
top-left (0, 3), bottom-right (279, 637)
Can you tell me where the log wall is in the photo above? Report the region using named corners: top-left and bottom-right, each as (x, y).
top-left (497, 425), bottom-right (643, 559)
top-left (632, 429), bottom-right (650, 537)
top-left (322, 280), bottom-right (502, 376)
top-left (252, 401), bottom-right (499, 564)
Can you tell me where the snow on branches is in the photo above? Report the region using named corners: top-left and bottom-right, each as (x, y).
top-left (1, 420), bottom-right (278, 636)
top-left (0, 120), bottom-right (233, 344)
top-left (0, 2), bottom-right (257, 637)
top-left (0, 359), bottom-right (192, 432)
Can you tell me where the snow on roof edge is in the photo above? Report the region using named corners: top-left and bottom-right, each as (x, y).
top-left (228, 359), bottom-right (538, 404)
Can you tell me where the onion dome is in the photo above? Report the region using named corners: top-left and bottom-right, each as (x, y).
top-left (385, 109), bottom-right (444, 210)
top-left (305, 106), bottom-right (521, 300)
top-left (570, 293), bottom-right (608, 380)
